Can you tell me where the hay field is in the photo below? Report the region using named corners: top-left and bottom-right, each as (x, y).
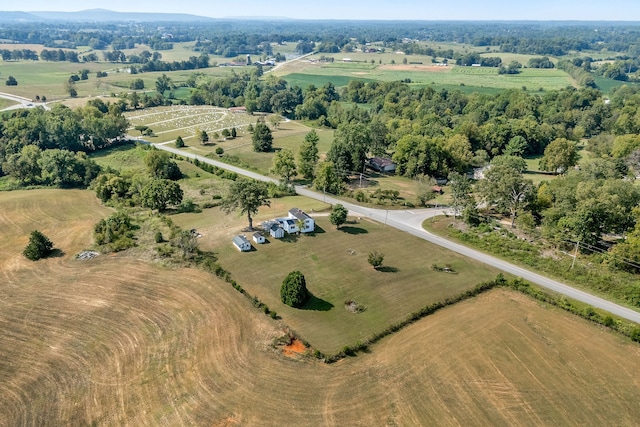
top-left (2, 190), bottom-right (640, 425)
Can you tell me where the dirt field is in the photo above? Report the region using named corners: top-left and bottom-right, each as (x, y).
top-left (2, 189), bottom-right (640, 426)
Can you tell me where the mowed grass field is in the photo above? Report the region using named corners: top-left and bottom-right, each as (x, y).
top-left (205, 214), bottom-right (500, 353)
top-left (1, 190), bottom-right (640, 425)
top-left (278, 55), bottom-right (573, 92)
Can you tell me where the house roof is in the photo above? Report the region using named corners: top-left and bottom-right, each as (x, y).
top-left (270, 223), bottom-right (281, 231)
top-left (253, 232), bottom-right (263, 238)
top-left (233, 235), bottom-right (249, 245)
top-left (368, 157), bottom-right (396, 168)
top-left (289, 208), bottom-right (311, 221)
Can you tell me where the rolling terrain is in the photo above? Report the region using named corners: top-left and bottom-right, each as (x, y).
top-left (1, 190), bottom-right (640, 425)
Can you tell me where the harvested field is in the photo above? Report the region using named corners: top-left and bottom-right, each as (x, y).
top-left (2, 189), bottom-right (640, 426)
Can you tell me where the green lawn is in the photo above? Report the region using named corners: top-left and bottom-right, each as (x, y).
top-left (207, 215), bottom-right (499, 353)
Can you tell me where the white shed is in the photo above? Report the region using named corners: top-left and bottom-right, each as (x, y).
top-left (270, 223), bottom-right (285, 239)
top-left (253, 232), bottom-right (265, 244)
top-left (233, 235), bottom-right (251, 252)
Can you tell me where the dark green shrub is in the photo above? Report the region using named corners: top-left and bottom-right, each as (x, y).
top-left (154, 231), bottom-right (164, 243)
top-left (280, 271), bottom-right (309, 308)
top-left (23, 230), bottom-right (54, 261)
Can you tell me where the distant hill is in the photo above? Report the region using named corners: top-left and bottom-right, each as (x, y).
top-left (0, 9), bottom-right (216, 23)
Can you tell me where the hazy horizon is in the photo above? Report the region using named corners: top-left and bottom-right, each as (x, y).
top-left (4, 1), bottom-right (640, 21)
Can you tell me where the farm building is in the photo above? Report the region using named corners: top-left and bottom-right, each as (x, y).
top-left (288, 208), bottom-right (315, 233)
top-left (253, 232), bottom-right (265, 244)
top-left (367, 157), bottom-right (397, 173)
top-left (232, 235), bottom-right (251, 252)
top-left (269, 223), bottom-right (285, 239)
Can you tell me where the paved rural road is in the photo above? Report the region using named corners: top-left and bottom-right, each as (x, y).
top-left (0, 92), bottom-right (49, 111)
top-left (153, 141), bottom-right (640, 324)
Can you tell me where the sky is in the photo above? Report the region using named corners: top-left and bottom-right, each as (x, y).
top-left (6, 0), bottom-right (640, 21)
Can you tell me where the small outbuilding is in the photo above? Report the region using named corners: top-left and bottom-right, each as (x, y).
top-left (253, 232), bottom-right (265, 244)
top-left (233, 235), bottom-right (251, 252)
top-left (269, 223), bottom-right (285, 239)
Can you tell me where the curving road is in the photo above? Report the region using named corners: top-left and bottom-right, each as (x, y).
top-left (0, 92), bottom-right (50, 111)
top-left (152, 140), bottom-right (640, 324)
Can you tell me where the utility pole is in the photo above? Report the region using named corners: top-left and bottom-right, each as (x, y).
top-left (570, 240), bottom-right (580, 269)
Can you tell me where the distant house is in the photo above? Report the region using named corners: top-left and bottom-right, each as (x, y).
top-left (278, 218), bottom-right (299, 234)
top-left (288, 208), bottom-right (315, 233)
top-left (269, 223), bottom-right (285, 239)
top-left (228, 106), bottom-right (247, 113)
top-left (367, 157), bottom-right (397, 173)
top-left (432, 186), bottom-right (444, 194)
top-left (232, 235), bottom-right (251, 252)
top-left (253, 232), bottom-right (265, 244)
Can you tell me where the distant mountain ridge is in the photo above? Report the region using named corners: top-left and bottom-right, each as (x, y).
top-left (0, 8), bottom-right (216, 22)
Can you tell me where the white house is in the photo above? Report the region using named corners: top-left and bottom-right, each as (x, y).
top-left (232, 235), bottom-right (251, 252)
top-left (278, 218), bottom-right (299, 234)
top-left (288, 208), bottom-right (315, 233)
top-left (252, 232), bottom-right (265, 244)
top-left (269, 223), bottom-right (285, 239)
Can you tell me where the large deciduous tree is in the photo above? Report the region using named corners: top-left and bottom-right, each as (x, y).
top-left (252, 122), bottom-right (273, 152)
top-left (270, 148), bottom-right (297, 183)
top-left (448, 171), bottom-right (474, 218)
top-left (144, 150), bottom-right (182, 180)
top-left (298, 130), bottom-right (320, 179)
top-left (140, 178), bottom-right (183, 212)
top-left (220, 179), bottom-right (270, 230)
top-left (155, 73), bottom-right (174, 95)
top-left (313, 161), bottom-right (343, 195)
top-left (329, 204), bottom-right (348, 229)
top-left (479, 155), bottom-right (534, 228)
top-left (539, 138), bottom-right (579, 173)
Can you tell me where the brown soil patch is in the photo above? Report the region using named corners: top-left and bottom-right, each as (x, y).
top-left (283, 338), bottom-right (306, 357)
top-left (379, 64), bottom-right (452, 72)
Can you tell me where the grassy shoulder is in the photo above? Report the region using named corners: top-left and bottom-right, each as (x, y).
top-left (424, 215), bottom-right (640, 312)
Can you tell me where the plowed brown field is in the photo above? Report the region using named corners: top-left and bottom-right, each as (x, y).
top-left (2, 190), bottom-right (640, 426)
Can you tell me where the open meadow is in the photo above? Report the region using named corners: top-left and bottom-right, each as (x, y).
top-left (276, 54), bottom-right (574, 93)
top-left (1, 190), bottom-right (640, 425)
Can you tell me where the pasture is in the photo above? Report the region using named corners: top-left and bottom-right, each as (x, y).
top-left (278, 56), bottom-right (573, 92)
top-left (1, 189), bottom-right (639, 425)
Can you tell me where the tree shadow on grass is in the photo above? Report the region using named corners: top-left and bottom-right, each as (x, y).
top-left (301, 293), bottom-right (334, 311)
top-left (49, 248), bottom-right (65, 258)
top-left (340, 226), bottom-right (368, 235)
top-left (376, 266), bottom-right (399, 273)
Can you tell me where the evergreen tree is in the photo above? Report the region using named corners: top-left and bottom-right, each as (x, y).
top-left (252, 122), bottom-right (273, 152)
top-left (23, 230), bottom-right (54, 261)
